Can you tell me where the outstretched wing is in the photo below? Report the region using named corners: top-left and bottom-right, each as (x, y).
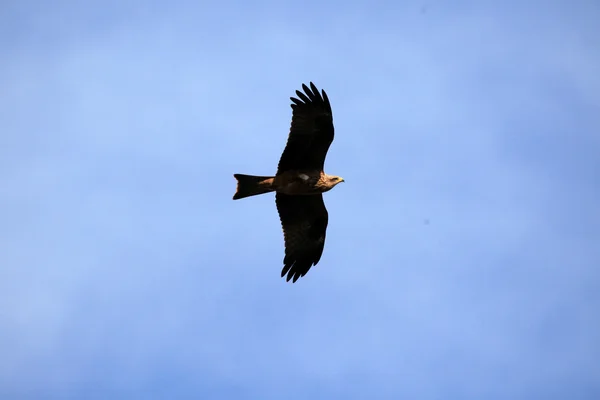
top-left (276, 82), bottom-right (334, 174)
top-left (275, 193), bottom-right (329, 282)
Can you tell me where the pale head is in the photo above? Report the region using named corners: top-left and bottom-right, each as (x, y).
top-left (324, 173), bottom-right (345, 189)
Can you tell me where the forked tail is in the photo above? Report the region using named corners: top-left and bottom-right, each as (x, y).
top-left (232, 174), bottom-right (275, 200)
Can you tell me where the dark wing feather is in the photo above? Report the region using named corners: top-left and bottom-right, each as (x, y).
top-left (276, 82), bottom-right (334, 174)
top-left (275, 193), bottom-right (329, 282)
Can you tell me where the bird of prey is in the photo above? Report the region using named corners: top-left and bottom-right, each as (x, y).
top-left (232, 82), bottom-right (344, 282)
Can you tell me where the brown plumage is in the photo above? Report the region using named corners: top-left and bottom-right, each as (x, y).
top-left (232, 82), bottom-right (344, 282)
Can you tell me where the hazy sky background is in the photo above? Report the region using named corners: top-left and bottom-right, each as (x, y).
top-left (1, 1), bottom-right (599, 399)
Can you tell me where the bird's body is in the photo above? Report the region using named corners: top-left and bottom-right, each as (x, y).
top-left (233, 82), bottom-right (343, 282)
top-left (234, 170), bottom-right (342, 198)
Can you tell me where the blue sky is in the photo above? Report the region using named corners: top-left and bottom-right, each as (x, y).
top-left (1, 1), bottom-right (599, 399)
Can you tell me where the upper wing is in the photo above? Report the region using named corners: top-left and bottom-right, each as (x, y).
top-left (275, 193), bottom-right (329, 282)
top-left (276, 82), bottom-right (334, 174)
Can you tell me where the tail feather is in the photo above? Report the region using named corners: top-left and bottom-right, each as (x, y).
top-left (233, 174), bottom-right (275, 200)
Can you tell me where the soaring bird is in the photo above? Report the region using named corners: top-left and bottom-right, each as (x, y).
top-left (233, 82), bottom-right (344, 282)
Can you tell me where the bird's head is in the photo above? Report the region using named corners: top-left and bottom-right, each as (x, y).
top-left (327, 175), bottom-right (345, 188)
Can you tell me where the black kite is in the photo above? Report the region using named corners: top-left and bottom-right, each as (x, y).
top-left (233, 82), bottom-right (344, 282)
